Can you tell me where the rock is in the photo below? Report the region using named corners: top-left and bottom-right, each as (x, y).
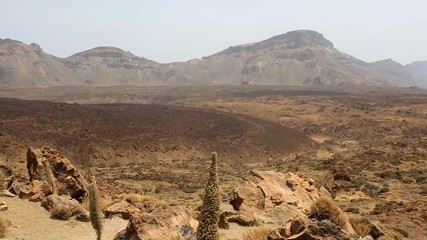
top-left (369, 223), bottom-right (385, 239)
top-left (268, 218), bottom-right (356, 240)
top-left (41, 194), bottom-right (83, 217)
top-left (0, 189), bottom-right (16, 197)
top-left (105, 201), bottom-right (141, 220)
top-left (229, 171), bottom-right (321, 225)
top-left (0, 164), bottom-right (13, 190)
top-left (227, 211), bottom-right (256, 226)
top-left (19, 180), bottom-right (51, 200)
top-left (319, 186), bottom-right (332, 199)
top-left (0, 202), bottom-right (7, 211)
top-left (75, 212), bottom-right (90, 222)
top-left (115, 206), bottom-right (197, 240)
top-left (25, 147), bottom-right (86, 201)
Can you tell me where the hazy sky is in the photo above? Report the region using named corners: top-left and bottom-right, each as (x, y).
top-left (1, 1), bottom-right (426, 64)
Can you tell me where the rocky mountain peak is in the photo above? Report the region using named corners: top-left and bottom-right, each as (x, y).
top-left (72, 46), bottom-right (135, 59)
top-left (264, 29), bottom-right (334, 48)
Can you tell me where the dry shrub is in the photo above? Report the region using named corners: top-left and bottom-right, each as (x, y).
top-left (348, 215), bottom-right (372, 237)
top-left (119, 193), bottom-right (167, 209)
top-left (242, 225), bottom-right (274, 240)
top-left (0, 172), bottom-right (6, 190)
top-left (308, 197), bottom-right (348, 228)
top-left (50, 204), bottom-right (83, 220)
top-left (82, 196), bottom-right (112, 212)
top-left (0, 217), bottom-right (6, 238)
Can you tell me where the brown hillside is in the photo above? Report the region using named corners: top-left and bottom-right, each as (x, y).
top-left (0, 98), bottom-right (313, 165)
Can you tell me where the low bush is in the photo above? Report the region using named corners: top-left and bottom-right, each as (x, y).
top-left (242, 225), bottom-right (274, 240)
top-left (50, 204), bottom-right (82, 220)
top-left (308, 197), bottom-right (348, 228)
top-left (348, 215), bottom-right (371, 237)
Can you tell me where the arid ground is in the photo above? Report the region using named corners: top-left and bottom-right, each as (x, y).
top-left (0, 85), bottom-right (426, 239)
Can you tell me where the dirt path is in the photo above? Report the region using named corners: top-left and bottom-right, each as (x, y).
top-left (0, 197), bottom-right (128, 240)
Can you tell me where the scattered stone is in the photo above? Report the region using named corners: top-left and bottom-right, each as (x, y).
top-left (75, 212), bottom-right (90, 222)
top-left (268, 218), bottom-right (356, 240)
top-left (0, 202), bottom-right (8, 211)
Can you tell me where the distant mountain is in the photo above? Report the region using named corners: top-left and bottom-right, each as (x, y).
top-left (0, 39), bottom-right (80, 88)
top-left (406, 61), bottom-right (427, 87)
top-left (62, 47), bottom-right (163, 86)
top-left (0, 30), bottom-right (426, 89)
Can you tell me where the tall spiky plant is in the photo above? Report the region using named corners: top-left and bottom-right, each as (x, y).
top-left (197, 152), bottom-right (220, 240)
top-left (88, 176), bottom-right (103, 240)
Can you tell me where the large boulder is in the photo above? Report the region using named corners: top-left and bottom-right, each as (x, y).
top-left (105, 200), bottom-right (141, 220)
top-left (114, 206), bottom-right (198, 240)
top-left (41, 194), bottom-right (83, 219)
top-left (24, 147), bottom-right (86, 201)
top-left (229, 171), bottom-right (322, 225)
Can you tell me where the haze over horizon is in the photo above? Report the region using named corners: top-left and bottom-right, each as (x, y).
top-left (1, 0), bottom-right (426, 65)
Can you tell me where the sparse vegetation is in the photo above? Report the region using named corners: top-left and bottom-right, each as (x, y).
top-left (393, 227), bottom-right (409, 238)
top-left (82, 195), bottom-right (112, 212)
top-left (308, 197), bottom-right (348, 228)
top-left (0, 217), bottom-right (7, 238)
top-left (0, 172), bottom-right (5, 190)
top-left (50, 205), bottom-right (76, 220)
top-left (88, 176), bottom-right (103, 240)
top-left (348, 215), bottom-right (372, 237)
top-left (242, 225), bottom-right (274, 240)
top-left (118, 193), bottom-right (167, 209)
top-left (197, 152), bottom-right (220, 240)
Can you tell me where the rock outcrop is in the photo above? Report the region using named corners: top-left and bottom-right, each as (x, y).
top-left (114, 206), bottom-right (198, 240)
top-left (0, 164), bottom-right (13, 191)
top-left (267, 217), bottom-right (364, 240)
top-left (22, 147), bottom-right (87, 201)
top-left (226, 171), bottom-right (321, 225)
top-left (105, 200), bottom-right (141, 220)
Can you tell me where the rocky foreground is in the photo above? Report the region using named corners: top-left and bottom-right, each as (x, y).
top-left (0, 147), bottom-right (386, 239)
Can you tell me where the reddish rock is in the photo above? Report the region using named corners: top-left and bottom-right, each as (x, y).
top-left (229, 171), bottom-right (322, 225)
top-left (23, 147), bottom-right (86, 201)
top-left (41, 194), bottom-right (82, 214)
top-left (105, 200), bottom-right (141, 220)
top-left (114, 206), bottom-right (197, 240)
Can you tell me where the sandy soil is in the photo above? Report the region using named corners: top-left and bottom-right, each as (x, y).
top-left (0, 197), bottom-right (128, 240)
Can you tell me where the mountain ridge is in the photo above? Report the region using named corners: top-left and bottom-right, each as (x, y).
top-left (0, 30), bottom-right (426, 89)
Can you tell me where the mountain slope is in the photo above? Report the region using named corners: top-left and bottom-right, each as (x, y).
top-left (0, 38), bottom-right (81, 88)
top-left (0, 30), bottom-right (425, 88)
top-left (62, 47), bottom-right (165, 86)
top-left (173, 30), bottom-right (419, 87)
top-left (406, 61), bottom-right (427, 87)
